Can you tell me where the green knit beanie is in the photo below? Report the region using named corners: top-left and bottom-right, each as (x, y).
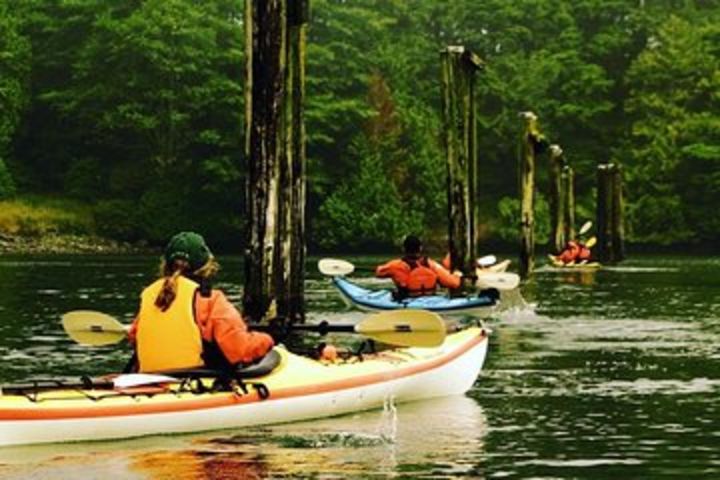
top-left (164, 231), bottom-right (212, 271)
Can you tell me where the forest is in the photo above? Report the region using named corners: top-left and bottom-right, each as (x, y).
top-left (0, 0), bottom-right (718, 251)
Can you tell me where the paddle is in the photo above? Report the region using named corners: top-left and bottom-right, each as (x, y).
top-left (61, 309), bottom-right (447, 349)
top-left (585, 236), bottom-right (597, 248)
top-left (476, 254), bottom-right (497, 268)
top-left (318, 257), bottom-right (519, 290)
top-left (578, 220), bottom-right (593, 236)
top-left (475, 271), bottom-right (520, 290)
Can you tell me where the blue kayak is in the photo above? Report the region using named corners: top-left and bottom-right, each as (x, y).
top-left (332, 277), bottom-right (498, 314)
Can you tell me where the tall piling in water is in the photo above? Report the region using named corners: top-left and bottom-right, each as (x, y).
top-left (549, 144), bottom-right (576, 253)
top-left (548, 145), bottom-right (565, 253)
top-left (518, 112), bottom-right (546, 277)
top-left (440, 46), bottom-right (484, 279)
top-left (243, 0), bottom-right (309, 323)
top-left (561, 163), bottom-right (576, 247)
top-left (611, 164), bottom-right (625, 262)
top-left (596, 163), bottom-right (625, 263)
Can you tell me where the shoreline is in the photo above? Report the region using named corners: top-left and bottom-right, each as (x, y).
top-left (0, 233), bottom-right (151, 255)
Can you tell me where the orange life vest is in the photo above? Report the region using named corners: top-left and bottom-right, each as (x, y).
top-left (136, 277), bottom-right (204, 372)
top-left (400, 256), bottom-right (438, 297)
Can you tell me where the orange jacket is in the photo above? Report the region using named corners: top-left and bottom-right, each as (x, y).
top-left (558, 241), bottom-right (591, 264)
top-left (129, 289), bottom-right (274, 366)
top-left (375, 256), bottom-right (461, 296)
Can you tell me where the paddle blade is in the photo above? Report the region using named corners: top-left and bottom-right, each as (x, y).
top-left (475, 272), bottom-right (520, 290)
top-left (62, 310), bottom-right (128, 346)
top-left (356, 310), bottom-right (446, 348)
top-left (585, 236), bottom-right (597, 248)
top-left (476, 254), bottom-right (497, 268)
top-left (318, 258), bottom-right (355, 277)
top-left (579, 220), bottom-right (593, 235)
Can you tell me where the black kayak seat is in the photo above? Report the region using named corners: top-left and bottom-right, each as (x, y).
top-left (159, 349), bottom-right (282, 379)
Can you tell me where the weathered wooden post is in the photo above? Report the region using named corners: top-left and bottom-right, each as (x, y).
top-left (280, 0), bottom-right (309, 323)
top-left (596, 163), bottom-right (614, 262)
top-left (561, 164), bottom-right (576, 246)
top-left (440, 46), bottom-right (484, 280)
top-left (243, 0), bottom-right (309, 324)
top-left (611, 164), bottom-right (626, 262)
top-left (518, 111), bottom-right (546, 277)
top-left (548, 144), bottom-right (566, 253)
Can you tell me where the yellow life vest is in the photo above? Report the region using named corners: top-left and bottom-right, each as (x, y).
top-left (136, 276), bottom-right (204, 372)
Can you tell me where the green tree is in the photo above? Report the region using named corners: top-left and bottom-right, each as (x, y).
top-left (625, 15), bottom-right (720, 243)
top-left (316, 138), bottom-right (423, 249)
top-left (0, 0), bottom-right (29, 197)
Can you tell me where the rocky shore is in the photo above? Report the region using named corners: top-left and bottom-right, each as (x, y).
top-left (0, 233), bottom-right (150, 255)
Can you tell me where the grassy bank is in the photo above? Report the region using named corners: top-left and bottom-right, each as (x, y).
top-left (0, 196), bottom-right (94, 236)
top-left (0, 196), bottom-right (141, 254)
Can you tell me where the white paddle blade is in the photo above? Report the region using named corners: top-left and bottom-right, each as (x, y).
top-left (357, 310), bottom-right (446, 348)
top-left (476, 272), bottom-right (520, 291)
top-left (62, 310), bottom-right (128, 346)
top-left (477, 259), bottom-right (511, 273)
top-left (476, 255), bottom-right (497, 268)
top-left (579, 220), bottom-right (593, 235)
top-left (318, 258), bottom-right (355, 276)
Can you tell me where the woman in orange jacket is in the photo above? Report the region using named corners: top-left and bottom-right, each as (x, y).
top-left (127, 231), bottom-right (274, 373)
top-left (376, 235), bottom-right (462, 299)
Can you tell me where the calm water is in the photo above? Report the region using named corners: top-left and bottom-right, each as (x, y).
top-left (0, 254), bottom-right (719, 479)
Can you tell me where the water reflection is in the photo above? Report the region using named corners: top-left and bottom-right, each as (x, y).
top-left (0, 395), bottom-right (488, 479)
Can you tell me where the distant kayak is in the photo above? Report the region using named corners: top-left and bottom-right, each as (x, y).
top-left (332, 277), bottom-right (498, 315)
top-left (547, 254), bottom-right (601, 270)
top-left (0, 327), bottom-right (488, 447)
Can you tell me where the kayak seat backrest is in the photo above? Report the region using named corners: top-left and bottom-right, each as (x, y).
top-left (235, 349), bottom-right (282, 378)
top-left (160, 349), bottom-right (282, 380)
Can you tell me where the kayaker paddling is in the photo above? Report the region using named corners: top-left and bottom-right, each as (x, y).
top-left (375, 235), bottom-right (462, 300)
top-left (553, 221), bottom-right (596, 266)
top-left (127, 231), bottom-right (274, 373)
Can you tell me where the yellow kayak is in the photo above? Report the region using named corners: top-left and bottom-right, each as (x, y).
top-left (0, 327), bottom-right (488, 447)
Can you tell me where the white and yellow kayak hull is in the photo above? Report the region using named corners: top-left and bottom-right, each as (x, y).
top-left (0, 327), bottom-right (488, 447)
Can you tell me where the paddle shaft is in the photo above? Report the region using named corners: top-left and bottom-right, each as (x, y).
top-left (62, 309), bottom-right (446, 348)
top-left (253, 321), bottom-right (355, 336)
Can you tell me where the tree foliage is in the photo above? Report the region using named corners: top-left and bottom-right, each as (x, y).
top-left (3, 0), bottom-right (719, 248)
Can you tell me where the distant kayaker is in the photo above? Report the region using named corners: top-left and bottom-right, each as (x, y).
top-left (556, 239), bottom-right (592, 265)
top-left (375, 235), bottom-right (462, 299)
top-left (127, 231), bottom-right (274, 373)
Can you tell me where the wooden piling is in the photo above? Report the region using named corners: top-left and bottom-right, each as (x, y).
top-left (548, 145), bottom-right (565, 253)
top-left (561, 164), bottom-right (575, 247)
top-left (518, 111), bottom-right (546, 278)
top-left (596, 163), bottom-right (616, 263)
top-left (440, 46), bottom-right (484, 280)
top-left (611, 164), bottom-right (625, 262)
top-left (243, 0), bottom-right (309, 323)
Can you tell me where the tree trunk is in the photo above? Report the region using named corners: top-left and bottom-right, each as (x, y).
top-left (440, 46), bottom-right (483, 281)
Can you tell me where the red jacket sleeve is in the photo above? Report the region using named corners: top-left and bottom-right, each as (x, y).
top-left (429, 259), bottom-right (462, 289)
top-left (376, 259), bottom-right (409, 285)
top-left (195, 290), bottom-right (275, 365)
